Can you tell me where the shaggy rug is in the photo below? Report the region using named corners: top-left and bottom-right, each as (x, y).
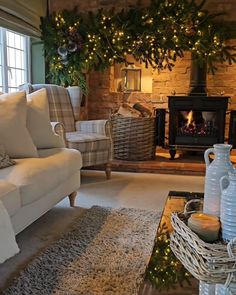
top-left (3, 206), bottom-right (161, 295)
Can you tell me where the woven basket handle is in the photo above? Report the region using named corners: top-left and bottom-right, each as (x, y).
top-left (227, 237), bottom-right (236, 257)
top-left (224, 238), bottom-right (236, 287)
top-left (220, 175), bottom-right (229, 193)
top-left (184, 199), bottom-right (202, 214)
top-left (204, 147), bottom-right (214, 167)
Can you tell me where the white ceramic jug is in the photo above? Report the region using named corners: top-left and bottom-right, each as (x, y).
top-left (199, 281), bottom-right (215, 295)
top-left (220, 170), bottom-right (236, 242)
top-left (215, 283), bottom-right (236, 295)
top-left (203, 144), bottom-right (233, 217)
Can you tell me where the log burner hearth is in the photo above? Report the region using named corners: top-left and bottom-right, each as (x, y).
top-left (168, 95), bottom-right (229, 159)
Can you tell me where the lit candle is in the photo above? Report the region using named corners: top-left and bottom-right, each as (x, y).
top-left (188, 213), bottom-right (220, 243)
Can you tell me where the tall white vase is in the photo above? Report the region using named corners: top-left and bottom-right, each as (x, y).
top-left (220, 170), bottom-right (236, 242)
top-left (203, 144), bottom-right (233, 217)
top-left (215, 283), bottom-right (236, 295)
top-left (199, 281), bottom-right (215, 295)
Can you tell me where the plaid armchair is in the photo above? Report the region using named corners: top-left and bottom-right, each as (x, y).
top-left (20, 84), bottom-right (113, 179)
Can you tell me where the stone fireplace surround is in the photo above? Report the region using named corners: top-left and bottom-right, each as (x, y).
top-left (49, 0), bottom-right (236, 165)
top-left (86, 52), bottom-right (236, 148)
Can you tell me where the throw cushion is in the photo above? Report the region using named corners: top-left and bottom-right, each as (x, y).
top-left (0, 91), bottom-right (38, 158)
top-left (26, 88), bottom-right (65, 149)
top-left (0, 145), bottom-right (15, 169)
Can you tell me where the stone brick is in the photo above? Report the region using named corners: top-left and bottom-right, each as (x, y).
top-left (154, 73), bottom-right (170, 82)
top-left (99, 0), bottom-right (119, 5)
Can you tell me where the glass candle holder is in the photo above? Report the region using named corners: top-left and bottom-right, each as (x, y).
top-left (188, 213), bottom-right (220, 243)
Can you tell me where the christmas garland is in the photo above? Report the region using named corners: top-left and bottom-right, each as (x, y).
top-left (41, 0), bottom-right (236, 94)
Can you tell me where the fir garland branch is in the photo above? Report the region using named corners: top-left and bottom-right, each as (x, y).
top-left (40, 0), bottom-right (236, 94)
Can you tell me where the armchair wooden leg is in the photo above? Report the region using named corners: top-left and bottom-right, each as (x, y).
top-left (68, 191), bottom-right (77, 207)
top-left (105, 163), bottom-right (112, 180)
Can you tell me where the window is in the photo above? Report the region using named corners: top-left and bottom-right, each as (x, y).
top-left (0, 27), bottom-right (30, 93)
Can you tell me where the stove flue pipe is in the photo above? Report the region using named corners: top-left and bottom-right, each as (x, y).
top-left (188, 54), bottom-right (207, 96)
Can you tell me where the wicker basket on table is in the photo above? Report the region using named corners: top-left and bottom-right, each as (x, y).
top-left (170, 200), bottom-right (236, 285)
top-left (111, 116), bottom-right (156, 161)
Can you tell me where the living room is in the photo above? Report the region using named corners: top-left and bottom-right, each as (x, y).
top-left (0, 0), bottom-right (235, 294)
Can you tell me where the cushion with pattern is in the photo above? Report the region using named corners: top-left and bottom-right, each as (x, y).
top-left (0, 145), bottom-right (15, 169)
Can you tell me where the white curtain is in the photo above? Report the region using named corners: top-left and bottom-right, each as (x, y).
top-left (0, 0), bottom-right (47, 37)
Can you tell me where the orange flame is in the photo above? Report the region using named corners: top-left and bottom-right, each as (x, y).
top-left (186, 110), bottom-right (193, 127)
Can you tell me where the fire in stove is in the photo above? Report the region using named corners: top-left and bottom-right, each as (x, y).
top-left (178, 110), bottom-right (217, 137)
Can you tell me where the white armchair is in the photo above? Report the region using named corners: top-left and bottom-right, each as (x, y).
top-left (20, 84), bottom-right (113, 179)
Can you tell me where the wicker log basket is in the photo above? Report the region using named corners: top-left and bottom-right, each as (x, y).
top-left (111, 116), bottom-right (156, 161)
top-left (170, 200), bottom-right (236, 286)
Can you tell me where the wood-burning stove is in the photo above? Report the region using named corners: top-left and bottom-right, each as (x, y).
top-left (166, 55), bottom-right (229, 159)
top-left (168, 95), bottom-right (229, 159)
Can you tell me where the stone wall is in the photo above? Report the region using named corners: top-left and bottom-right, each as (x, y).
top-left (49, 0), bottom-right (236, 134)
top-left (86, 48), bottom-right (236, 122)
top-left (49, 0), bottom-right (236, 21)
top-left (49, 0), bottom-right (151, 13)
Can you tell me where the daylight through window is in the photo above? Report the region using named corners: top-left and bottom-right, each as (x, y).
top-left (0, 28), bottom-right (30, 93)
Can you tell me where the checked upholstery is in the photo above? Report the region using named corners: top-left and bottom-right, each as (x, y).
top-left (20, 83), bottom-right (113, 179)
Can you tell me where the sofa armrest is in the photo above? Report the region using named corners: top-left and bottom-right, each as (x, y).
top-left (50, 122), bottom-right (66, 144)
top-left (75, 120), bottom-right (112, 137)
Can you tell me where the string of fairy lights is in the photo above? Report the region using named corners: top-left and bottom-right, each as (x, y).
top-left (40, 0), bottom-right (236, 94)
top-left (146, 223), bottom-right (191, 290)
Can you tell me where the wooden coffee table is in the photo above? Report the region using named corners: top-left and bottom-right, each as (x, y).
top-left (139, 191), bottom-right (204, 295)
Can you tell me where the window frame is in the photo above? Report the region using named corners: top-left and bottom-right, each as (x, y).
top-left (0, 27), bottom-right (30, 93)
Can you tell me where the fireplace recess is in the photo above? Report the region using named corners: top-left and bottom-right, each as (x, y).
top-left (168, 95), bottom-right (229, 159)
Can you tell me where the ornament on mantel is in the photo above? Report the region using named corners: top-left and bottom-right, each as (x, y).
top-left (68, 42), bottom-right (77, 52)
top-left (184, 26), bottom-right (196, 37)
top-left (57, 46), bottom-right (68, 57)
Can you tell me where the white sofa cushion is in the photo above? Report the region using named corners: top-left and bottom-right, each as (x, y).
top-left (0, 180), bottom-right (21, 217)
top-left (0, 148), bottom-right (82, 206)
top-left (0, 91), bottom-right (38, 158)
top-left (27, 88), bottom-right (65, 149)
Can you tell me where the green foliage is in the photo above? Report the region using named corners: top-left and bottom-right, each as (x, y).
top-left (40, 0), bottom-right (236, 94)
top-left (146, 223), bottom-right (192, 290)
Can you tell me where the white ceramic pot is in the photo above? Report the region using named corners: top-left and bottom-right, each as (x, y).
top-left (220, 170), bottom-right (236, 242)
top-left (199, 281), bottom-right (215, 295)
top-left (216, 283), bottom-right (236, 295)
top-left (203, 144), bottom-right (233, 217)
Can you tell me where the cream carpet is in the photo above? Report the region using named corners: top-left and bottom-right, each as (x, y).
top-left (0, 170), bottom-right (204, 293)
